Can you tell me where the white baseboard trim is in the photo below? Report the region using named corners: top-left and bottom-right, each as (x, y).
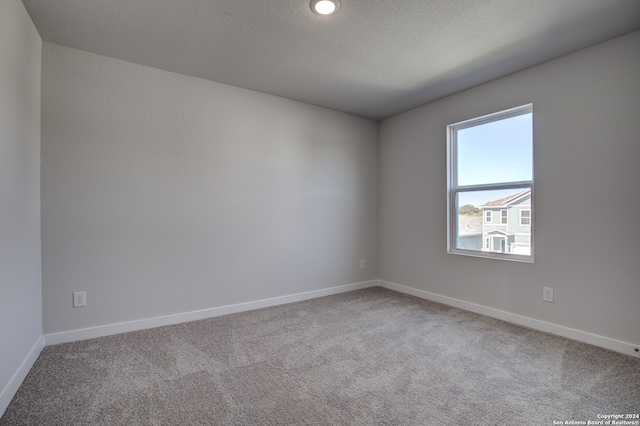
top-left (378, 280), bottom-right (640, 359)
top-left (0, 336), bottom-right (45, 417)
top-left (45, 280), bottom-right (378, 346)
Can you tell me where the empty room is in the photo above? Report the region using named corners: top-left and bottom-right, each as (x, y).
top-left (2, 0), bottom-right (639, 424)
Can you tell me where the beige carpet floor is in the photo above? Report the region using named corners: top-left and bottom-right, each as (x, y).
top-left (2, 287), bottom-right (639, 425)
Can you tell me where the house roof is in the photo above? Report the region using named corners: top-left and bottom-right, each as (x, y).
top-left (21, 0), bottom-right (640, 120)
top-left (486, 229), bottom-right (514, 236)
top-left (458, 215), bottom-right (483, 236)
top-left (481, 189), bottom-right (531, 208)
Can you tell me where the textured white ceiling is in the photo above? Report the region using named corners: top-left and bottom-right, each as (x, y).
top-left (22, 0), bottom-right (640, 119)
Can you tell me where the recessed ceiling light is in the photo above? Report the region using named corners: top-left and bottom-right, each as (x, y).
top-left (310, 0), bottom-right (341, 15)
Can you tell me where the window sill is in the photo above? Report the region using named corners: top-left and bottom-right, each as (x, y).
top-left (448, 248), bottom-right (534, 263)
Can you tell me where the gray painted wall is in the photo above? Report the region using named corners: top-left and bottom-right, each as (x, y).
top-left (41, 43), bottom-right (378, 334)
top-left (0, 0), bottom-right (42, 403)
top-left (379, 31), bottom-right (640, 344)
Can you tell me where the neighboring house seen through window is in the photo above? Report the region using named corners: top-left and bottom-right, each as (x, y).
top-left (447, 104), bottom-right (533, 261)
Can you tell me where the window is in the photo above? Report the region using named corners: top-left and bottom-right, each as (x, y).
top-left (447, 104), bottom-right (533, 261)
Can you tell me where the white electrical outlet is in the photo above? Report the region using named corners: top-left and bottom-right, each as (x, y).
top-left (73, 291), bottom-right (86, 308)
top-left (542, 287), bottom-right (554, 303)
top-left (360, 259), bottom-right (366, 269)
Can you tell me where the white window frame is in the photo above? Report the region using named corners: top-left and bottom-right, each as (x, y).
top-left (520, 209), bottom-right (531, 226)
top-left (447, 104), bottom-right (534, 262)
top-left (485, 210), bottom-right (492, 223)
top-left (501, 210), bottom-right (508, 224)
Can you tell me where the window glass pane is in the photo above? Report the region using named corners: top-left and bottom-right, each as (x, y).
top-left (455, 188), bottom-right (532, 255)
top-left (457, 113), bottom-right (532, 186)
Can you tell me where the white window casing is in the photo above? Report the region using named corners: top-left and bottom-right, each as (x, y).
top-left (447, 104), bottom-right (534, 262)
